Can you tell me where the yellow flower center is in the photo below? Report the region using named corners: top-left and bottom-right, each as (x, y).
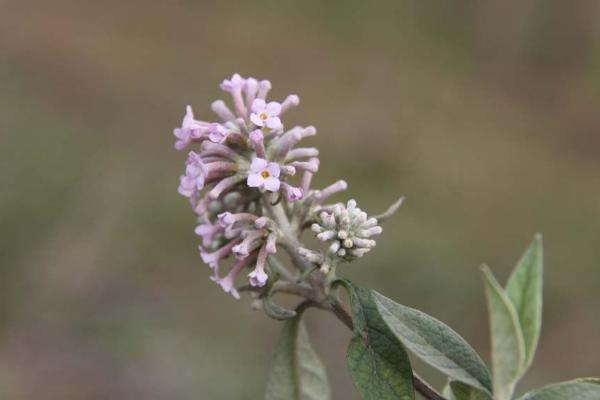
top-left (260, 170), bottom-right (270, 179)
top-left (259, 112), bottom-right (268, 120)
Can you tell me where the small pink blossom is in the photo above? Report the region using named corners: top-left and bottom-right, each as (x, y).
top-left (290, 158), bottom-right (319, 173)
top-left (232, 231), bottom-right (264, 259)
top-left (217, 212), bottom-right (258, 229)
top-left (215, 256), bottom-right (255, 299)
top-left (248, 267), bottom-right (268, 287)
top-left (247, 158), bottom-right (281, 192)
top-left (220, 73), bottom-right (246, 93)
top-left (248, 245), bottom-right (269, 287)
top-left (244, 77), bottom-right (259, 108)
top-left (178, 152), bottom-right (206, 198)
top-left (281, 94), bottom-right (300, 113)
top-left (250, 99), bottom-right (282, 130)
top-left (207, 123), bottom-right (228, 144)
top-left (211, 100), bottom-right (236, 122)
top-left (249, 129), bottom-right (266, 158)
top-left (173, 106), bottom-right (205, 150)
top-left (200, 240), bottom-right (239, 269)
top-left (195, 222), bottom-right (223, 247)
top-left (282, 183), bottom-right (304, 201)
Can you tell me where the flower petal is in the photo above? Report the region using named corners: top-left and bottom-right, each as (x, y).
top-left (174, 139), bottom-right (187, 151)
top-left (250, 157), bottom-right (268, 172)
top-left (266, 162), bottom-right (281, 178)
top-left (263, 177), bottom-right (281, 192)
top-left (251, 98), bottom-right (266, 113)
top-left (265, 116), bottom-right (282, 130)
top-left (247, 173), bottom-right (263, 188)
top-left (266, 101), bottom-right (281, 116)
top-left (231, 73), bottom-right (244, 86)
top-left (248, 269), bottom-right (268, 287)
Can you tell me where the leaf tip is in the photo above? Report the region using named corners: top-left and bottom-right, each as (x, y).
top-left (480, 264), bottom-right (493, 277)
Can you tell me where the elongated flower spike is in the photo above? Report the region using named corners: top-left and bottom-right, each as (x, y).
top-left (173, 73), bottom-right (402, 300)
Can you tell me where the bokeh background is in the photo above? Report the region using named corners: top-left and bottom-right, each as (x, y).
top-left (2, 1), bottom-right (600, 398)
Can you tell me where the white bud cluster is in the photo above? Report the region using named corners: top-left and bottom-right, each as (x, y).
top-left (311, 199), bottom-right (382, 261)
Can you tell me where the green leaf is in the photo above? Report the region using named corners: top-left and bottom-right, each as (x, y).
top-left (518, 378), bottom-right (600, 400)
top-left (449, 381), bottom-right (493, 400)
top-left (265, 313), bottom-right (330, 400)
top-left (505, 234), bottom-right (543, 372)
top-left (442, 383), bottom-right (455, 400)
top-left (372, 291), bottom-right (492, 394)
top-left (262, 295), bottom-right (297, 320)
top-left (482, 266), bottom-right (526, 400)
top-left (340, 280), bottom-right (415, 400)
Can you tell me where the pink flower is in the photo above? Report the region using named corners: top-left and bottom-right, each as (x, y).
top-left (220, 73), bottom-right (246, 93)
top-left (282, 183), bottom-right (303, 201)
top-left (315, 180), bottom-right (348, 202)
top-left (248, 267), bottom-right (268, 287)
top-left (178, 152), bottom-right (206, 197)
top-left (207, 123), bottom-right (228, 144)
top-left (250, 99), bottom-right (282, 130)
top-left (195, 222), bottom-right (223, 247)
top-left (173, 106), bottom-right (205, 150)
top-left (249, 129), bottom-right (266, 158)
top-left (248, 245), bottom-right (269, 287)
top-left (247, 158), bottom-right (281, 192)
top-left (232, 230), bottom-right (264, 259)
top-left (200, 240), bottom-right (239, 269)
top-left (216, 256), bottom-right (254, 300)
top-left (220, 74), bottom-right (248, 118)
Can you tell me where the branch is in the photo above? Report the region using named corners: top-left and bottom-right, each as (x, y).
top-left (328, 299), bottom-right (448, 400)
top-left (270, 280), bottom-right (314, 299)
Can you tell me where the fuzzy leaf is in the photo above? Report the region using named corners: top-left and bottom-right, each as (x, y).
top-left (265, 314), bottom-right (330, 400)
top-left (518, 378), bottom-right (600, 400)
top-left (372, 291), bottom-right (492, 394)
top-left (341, 280), bottom-right (415, 400)
top-left (449, 381), bottom-right (493, 400)
top-left (442, 383), bottom-right (455, 400)
top-left (263, 295), bottom-right (297, 320)
top-left (505, 234), bottom-right (543, 372)
top-left (482, 266), bottom-right (526, 400)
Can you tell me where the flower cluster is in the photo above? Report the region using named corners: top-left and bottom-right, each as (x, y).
top-left (175, 73), bottom-right (314, 204)
top-left (192, 191), bottom-right (278, 299)
top-left (174, 74), bottom-right (395, 299)
top-left (298, 199), bottom-right (383, 273)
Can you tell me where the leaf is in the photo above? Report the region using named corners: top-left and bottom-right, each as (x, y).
top-left (518, 378), bottom-right (600, 400)
top-left (449, 381), bottom-right (492, 400)
top-left (340, 280), bottom-right (415, 400)
top-left (262, 295), bottom-right (297, 320)
top-left (372, 291), bottom-right (492, 394)
top-left (265, 313), bottom-right (330, 400)
top-left (482, 266), bottom-right (526, 400)
top-left (505, 234), bottom-right (543, 372)
top-left (442, 383), bottom-right (455, 400)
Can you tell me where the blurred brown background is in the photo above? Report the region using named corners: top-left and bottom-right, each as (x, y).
top-left (1, 1), bottom-right (600, 399)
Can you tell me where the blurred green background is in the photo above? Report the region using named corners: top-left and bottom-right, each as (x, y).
top-left (1, 1), bottom-right (599, 398)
